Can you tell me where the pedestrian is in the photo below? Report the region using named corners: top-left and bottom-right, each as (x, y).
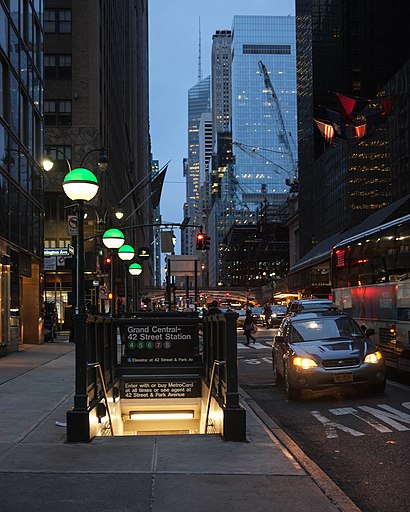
top-left (243, 309), bottom-right (256, 345)
top-left (263, 304), bottom-right (272, 328)
top-left (206, 300), bottom-right (222, 316)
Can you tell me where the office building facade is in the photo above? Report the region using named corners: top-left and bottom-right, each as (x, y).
top-left (296, 0), bottom-right (410, 256)
top-left (0, 1), bottom-right (43, 352)
top-left (43, 0), bottom-right (151, 322)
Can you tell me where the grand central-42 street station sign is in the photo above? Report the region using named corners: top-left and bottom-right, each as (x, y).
top-left (123, 322), bottom-right (199, 364)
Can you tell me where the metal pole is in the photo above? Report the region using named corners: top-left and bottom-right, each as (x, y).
top-left (110, 250), bottom-right (114, 317)
top-left (194, 258), bottom-right (198, 312)
top-left (124, 263), bottom-right (129, 311)
top-left (136, 277), bottom-right (139, 312)
top-left (73, 200), bottom-right (88, 410)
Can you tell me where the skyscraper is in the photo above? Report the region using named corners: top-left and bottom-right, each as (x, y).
top-left (231, 15), bottom-right (297, 208)
top-left (184, 76), bottom-right (210, 255)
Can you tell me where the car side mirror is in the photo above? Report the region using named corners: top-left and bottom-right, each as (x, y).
top-left (275, 335), bottom-right (285, 344)
top-left (366, 328), bottom-right (375, 337)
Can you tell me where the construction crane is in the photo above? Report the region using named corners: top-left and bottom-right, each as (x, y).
top-left (232, 141), bottom-right (293, 180)
top-left (258, 60), bottom-right (298, 181)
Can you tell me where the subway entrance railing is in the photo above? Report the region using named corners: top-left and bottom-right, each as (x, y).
top-left (66, 311), bottom-right (246, 442)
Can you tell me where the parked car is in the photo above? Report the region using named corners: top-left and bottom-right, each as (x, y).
top-left (272, 310), bottom-right (386, 400)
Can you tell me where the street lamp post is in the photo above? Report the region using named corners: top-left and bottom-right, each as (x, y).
top-left (129, 262), bottom-right (143, 312)
top-left (102, 228), bottom-right (125, 316)
top-left (63, 168), bottom-right (99, 442)
top-left (118, 245), bottom-right (135, 311)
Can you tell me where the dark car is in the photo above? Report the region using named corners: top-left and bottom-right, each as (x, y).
top-left (286, 299), bottom-right (333, 316)
top-left (252, 307), bottom-right (264, 324)
top-left (272, 311), bottom-right (386, 400)
top-left (270, 305), bottom-right (287, 327)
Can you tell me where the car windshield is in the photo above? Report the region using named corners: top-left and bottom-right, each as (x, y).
top-left (272, 306), bottom-right (286, 313)
top-left (300, 301), bottom-right (332, 310)
top-left (290, 316), bottom-right (364, 342)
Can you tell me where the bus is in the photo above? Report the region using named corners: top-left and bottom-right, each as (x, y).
top-left (331, 213), bottom-right (410, 372)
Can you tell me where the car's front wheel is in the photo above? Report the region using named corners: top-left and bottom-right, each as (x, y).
top-left (284, 363), bottom-right (302, 400)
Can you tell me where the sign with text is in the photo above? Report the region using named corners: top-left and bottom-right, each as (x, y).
top-left (121, 379), bottom-right (200, 399)
top-left (123, 321), bottom-right (199, 364)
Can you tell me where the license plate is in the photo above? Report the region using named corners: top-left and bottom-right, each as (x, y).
top-left (334, 373), bottom-right (353, 383)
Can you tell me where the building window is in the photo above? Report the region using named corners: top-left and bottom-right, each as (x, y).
top-left (44, 9), bottom-right (71, 34)
top-left (243, 44), bottom-right (291, 55)
top-left (44, 100), bottom-right (72, 126)
top-left (44, 54), bottom-right (72, 80)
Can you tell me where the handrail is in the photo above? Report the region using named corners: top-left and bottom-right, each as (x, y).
top-left (204, 359), bottom-right (225, 434)
top-left (87, 361), bottom-right (114, 436)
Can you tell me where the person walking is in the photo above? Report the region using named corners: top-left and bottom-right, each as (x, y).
top-left (206, 300), bottom-right (222, 316)
top-left (263, 304), bottom-right (273, 328)
top-left (243, 309), bottom-right (256, 345)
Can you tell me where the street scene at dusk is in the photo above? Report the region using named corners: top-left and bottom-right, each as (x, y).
top-left (0, 1), bottom-right (409, 511)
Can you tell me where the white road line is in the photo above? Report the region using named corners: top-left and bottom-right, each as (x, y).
top-left (329, 407), bottom-right (392, 433)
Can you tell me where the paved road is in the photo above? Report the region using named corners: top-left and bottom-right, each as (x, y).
top-left (237, 326), bottom-right (410, 512)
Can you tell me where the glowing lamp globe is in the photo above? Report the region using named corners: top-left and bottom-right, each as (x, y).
top-left (128, 262), bottom-right (142, 276)
top-left (62, 168), bottom-right (99, 201)
top-left (118, 244), bottom-right (135, 261)
top-left (102, 228), bottom-right (125, 249)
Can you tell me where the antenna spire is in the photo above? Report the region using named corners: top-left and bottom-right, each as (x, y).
top-left (198, 16), bottom-right (202, 82)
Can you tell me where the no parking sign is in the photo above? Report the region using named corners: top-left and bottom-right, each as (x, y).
top-left (67, 215), bottom-right (78, 235)
top-left (99, 285), bottom-right (108, 299)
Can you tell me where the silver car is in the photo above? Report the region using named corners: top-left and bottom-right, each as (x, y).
top-left (272, 312), bottom-right (386, 400)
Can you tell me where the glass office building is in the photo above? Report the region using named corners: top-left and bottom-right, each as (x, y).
top-left (231, 16), bottom-right (297, 207)
top-left (0, 1), bottom-right (44, 352)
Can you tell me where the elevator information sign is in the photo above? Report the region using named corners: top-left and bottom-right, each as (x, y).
top-left (123, 323), bottom-right (199, 364)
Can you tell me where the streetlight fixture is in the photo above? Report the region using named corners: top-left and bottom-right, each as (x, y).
top-left (102, 228), bottom-right (125, 316)
top-left (129, 262), bottom-right (143, 312)
top-left (118, 245), bottom-right (135, 312)
top-left (63, 167), bottom-right (99, 442)
top-left (102, 228), bottom-right (125, 249)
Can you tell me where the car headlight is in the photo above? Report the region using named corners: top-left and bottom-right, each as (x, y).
top-left (364, 351), bottom-right (383, 364)
top-left (292, 356), bottom-right (317, 369)
top-left (272, 313), bottom-right (277, 318)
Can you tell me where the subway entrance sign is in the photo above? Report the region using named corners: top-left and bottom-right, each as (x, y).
top-left (124, 323), bottom-right (199, 364)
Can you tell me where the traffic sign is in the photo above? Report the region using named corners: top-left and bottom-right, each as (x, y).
top-left (137, 246), bottom-right (151, 259)
top-left (99, 285), bottom-right (108, 299)
top-left (57, 256), bottom-right (66, 266)
top-left (67, 215), bottom-right (78, 236)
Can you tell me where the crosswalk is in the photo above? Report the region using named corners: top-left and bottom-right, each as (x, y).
top-left (238, 341), bottom-right (270, 350)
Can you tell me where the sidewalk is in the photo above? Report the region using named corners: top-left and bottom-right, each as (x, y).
top-left (0, 336), bottom-right (360, 512)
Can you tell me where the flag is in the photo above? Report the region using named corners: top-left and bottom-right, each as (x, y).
top-left (150, 165), bottom-right (168, 208)
top-left (336, 93), bottom-right (356, 123)
top-left (314, 119), bottom-right (335, 142)
top-left (325, 109), bottom-right (347, 139)
top-left (380, 95), bottom-right (397, 116)
top-left (354, 124), bottom-right (366, 139)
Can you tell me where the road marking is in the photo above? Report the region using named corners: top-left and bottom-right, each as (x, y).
top-left (358, 405), bottom-right (410, 431)
top-left (238, 342), bottom-right (268, 349)
top-left (311, 410), bottom-right (365, 438)
top-left (329, 407), bottom-right (392, 433)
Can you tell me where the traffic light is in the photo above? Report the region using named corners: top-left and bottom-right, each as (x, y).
top-left (203, 235), bottom-right (210, 250)
top-left (196, 232), bottom-right (204, 250)
top-left (102, 256), bottom-right (112, 273)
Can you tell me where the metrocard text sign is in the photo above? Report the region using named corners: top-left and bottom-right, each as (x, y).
top-left (123, 321), bottom-right (199, 364)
